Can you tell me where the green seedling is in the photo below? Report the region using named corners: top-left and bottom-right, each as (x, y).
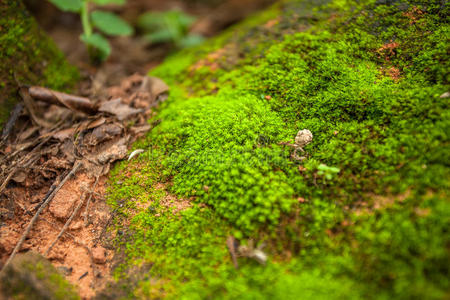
top-left (47, 0), bottom-right (133, 62)
top-left (317, 164), bottom-right (340, 181)
top-left (137, 9), bottom-right (204, 48)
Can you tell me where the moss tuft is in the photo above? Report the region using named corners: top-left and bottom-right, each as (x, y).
top-left (0, 252), bottom-right (79, 300)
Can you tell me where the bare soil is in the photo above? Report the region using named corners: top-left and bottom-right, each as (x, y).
top-left (0, 174), bottom-right (110, 299)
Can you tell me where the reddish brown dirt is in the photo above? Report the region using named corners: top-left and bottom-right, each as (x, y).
top-left (154, 182), bottom-right (192, 214)
top-left (0, 173), bottom-right (111, 299)
top-left (377, 41), bottom-right (400, 61)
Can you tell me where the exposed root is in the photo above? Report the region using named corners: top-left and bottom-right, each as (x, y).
top-left (84, 171), bottom-right (102, 226)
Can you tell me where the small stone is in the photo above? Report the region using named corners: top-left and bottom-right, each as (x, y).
top-left (47, 249), bottom-right (66, 261)
top-left (69, 220), bottom-right (83, 230)
top-left (49, 188), bottom-right (79, 220)
top-left (92, 246), bottom-right (107, 264)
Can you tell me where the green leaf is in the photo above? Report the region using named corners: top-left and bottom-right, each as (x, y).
top-left (177, 34), bottom-right (205, 48)
top-left (91, 10), bottom-right (134, 36)
top-left (172, 11), bottom-right (196, 28)
top-left (47, 0), bottom-right (82, 12)
top-left (137, 10), bottom-right (196, 32)
top-left (143, 29), bottom-right (175, 44)
top-left (80, 33), bottom-right (111, 60)
top-left (91, 0), bottom-right (125, 5)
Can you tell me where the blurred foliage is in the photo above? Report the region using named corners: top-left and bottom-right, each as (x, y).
top-left (137, 10), bottom-right (205, 48)
top-left (0, 0), bottom-right (78, 126)
top-left (47, 0), bottom-right (133, 62)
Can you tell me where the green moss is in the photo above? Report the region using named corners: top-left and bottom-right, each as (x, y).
top-left (0, 252), bottom-right (79, 300)
top-left (107, 0), bottom-right (449, 298)
top-left (153, 93), bottom-right (297, 231)
top-left (0, 0), bottom-right (79, 126)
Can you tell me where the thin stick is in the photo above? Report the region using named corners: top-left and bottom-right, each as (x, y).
top-left (0, 134), bottom-right (51, 179)
top-left (0, 171), bottom-right (16, 195)
top-left (0, 122), bottom-right (61, 167)
top-left (84, 171), bottom-right (101, 225)
top-left (45, 191), bottom-right (87, 256)
top-left (0, 161), bottom-right (81, 274)
top-left (94, 206), bottom-right (116, 248)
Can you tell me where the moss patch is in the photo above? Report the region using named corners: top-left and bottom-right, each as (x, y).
top-left (0, 0), bottom-right (79, 126)
top-left (107, 0), bottom-right (449, 298)
top-left (0, 252), bottom-right (79, 300)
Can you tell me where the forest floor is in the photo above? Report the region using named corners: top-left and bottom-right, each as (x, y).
top-left (0, 0), bottom-right (274, 298)
top-left (2, 1), bottom-right (447, 299)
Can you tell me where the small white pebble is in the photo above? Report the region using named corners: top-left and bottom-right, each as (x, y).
top-left (440, 92), bottom-right (450, 98)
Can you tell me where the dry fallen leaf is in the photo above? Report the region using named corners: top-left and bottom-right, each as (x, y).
top-left (93, 137), bottom-right (128, 164)
top-left (99, 98), bottom-right (143, 121)
top-left (87, 123), bottom-right (123, 145)
top-left (147, 76), bottom-right (169, 101)
top-left (53, 128), bottom-right (76, 142)
top-left (12, 170), bottom-right (27, 183)
top-left (19, 87), bottom-right (54, 129)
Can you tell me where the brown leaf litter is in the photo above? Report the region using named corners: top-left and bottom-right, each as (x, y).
top-left (0, 73), bottom-right (168, 299)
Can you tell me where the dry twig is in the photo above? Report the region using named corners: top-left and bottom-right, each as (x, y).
top-left (84, 172), bottom-right (102, 226)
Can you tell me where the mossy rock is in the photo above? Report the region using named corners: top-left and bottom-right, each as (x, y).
top-left (0, 0), bottom-right (79, 126)
top-left (0, 252), bottom-right (79, 300)
top-left (107, 0), bottom-right (449, 298)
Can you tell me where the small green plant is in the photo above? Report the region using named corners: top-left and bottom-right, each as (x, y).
top-left (137, 10), bottom-right (205, 48)
top-left (48, 0), bottom-right (133, 62)
top-left (317, 164), bottom-right (340, 181)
